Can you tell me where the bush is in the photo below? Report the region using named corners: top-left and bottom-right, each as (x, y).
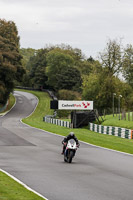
top-left (57, 89), bottom-right (81, 100)
top-left (56, 110), bottom-right (71, 119)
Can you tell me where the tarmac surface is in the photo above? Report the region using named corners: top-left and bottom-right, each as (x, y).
top-left (0, 90), bottom-right (133, 200)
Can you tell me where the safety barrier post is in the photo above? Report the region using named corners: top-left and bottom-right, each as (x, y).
top-left (107, 127), bottom-right (109, 135)
top-left (125, 129), bottom-right (129, 139)
top-left (131, 130), bottom-right (133, 139)
top-left (97, 125), bottom-right (99, 133)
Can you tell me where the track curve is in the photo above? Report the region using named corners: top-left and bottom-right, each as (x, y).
top-left (0, 91), bottom-right (133, 200)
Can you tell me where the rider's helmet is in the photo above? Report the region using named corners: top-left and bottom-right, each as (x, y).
top-left (69, 132), bottom-right (74, 137)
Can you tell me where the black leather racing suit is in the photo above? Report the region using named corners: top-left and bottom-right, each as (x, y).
top-left (62, 135), bottom-right (79, 154)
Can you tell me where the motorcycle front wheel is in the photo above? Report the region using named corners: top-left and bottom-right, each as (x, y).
top-left (64, 156), bottom-right (67, 162)
top-left (68, 151), bottom-right (74, 163)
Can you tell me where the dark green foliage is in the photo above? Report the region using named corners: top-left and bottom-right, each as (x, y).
top-left (19, 41), bottom-right (133, 112)
top-left (56, 67), bottom-right (82, 91)
top-left (28, 48), bottom-right (49, 89)
top-left (122, 44), bottom-right (133, 88)
top-left (20, 48), bottom-right (37, 71)
top-left (46, 48), bottom-right (83, 91)
top-left (22, 45), bottom-right (87, 90)
top-left (82, 39), bottom-right (133, 111)
top-left (46, 49), bottom-right (74, 89)
top-left (0, 19), bottom-right (25, 104)
top-left (57, 89), bottom-right (82, 100)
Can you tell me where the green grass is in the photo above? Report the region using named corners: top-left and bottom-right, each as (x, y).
top-left (101, 114), bottom-right (133, 129)
top-left (0, 92), bottom-right (46, 200)
top-left (0, 93), bottom-right (15, 115)
top-left (16, 89), bottom-right (133, 155)
top-left (0, 171), bottom-right (45, 200)
top-left (2, 89), bottom-right (133, 200)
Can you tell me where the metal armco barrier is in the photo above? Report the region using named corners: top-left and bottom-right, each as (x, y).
top-left (43, 117), bottom-right (71, 128)
top-left (89, 123), bottom-right (133, 139)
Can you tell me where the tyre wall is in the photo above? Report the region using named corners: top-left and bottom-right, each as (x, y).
top-left (89, 123), bottom-right (132, 139)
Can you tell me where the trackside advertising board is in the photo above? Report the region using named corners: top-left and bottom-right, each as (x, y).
top-left (58, 100), bottom-right (93, 110)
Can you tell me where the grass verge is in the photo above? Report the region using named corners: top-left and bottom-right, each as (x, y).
top-left (2, 89), bottom-right (133, 199)
top-left (16, 89), bottom-right (133, 155)
top-left (0, 93), bottom-right (15, 115)
top-left (101, 114), bottom-right (133, 129)
top-left (0, 171), bottom-right (45, 200)
top-left (0, 90), bottom-right (133, 200)
top-left (0, 92), bottom-right (46, 200)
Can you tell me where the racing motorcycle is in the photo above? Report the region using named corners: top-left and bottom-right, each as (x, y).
top-left (64, 139), bottom-right (79, 163)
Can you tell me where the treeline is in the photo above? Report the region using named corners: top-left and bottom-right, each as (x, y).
top-left (1, 19), bottom-right (133, 113)
top-left (0, 19), bottom-right (25, 105)
top-left (20, 45), bottom-right (97, 100)
top-left (20, 40), bottom-right (133, 112)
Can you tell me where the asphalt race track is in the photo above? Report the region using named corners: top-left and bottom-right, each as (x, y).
top-left (0, 91), bottom-right (133, 200)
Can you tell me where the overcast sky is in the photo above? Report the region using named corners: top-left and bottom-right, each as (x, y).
top-left (0, 0), bottom-right (133, 58)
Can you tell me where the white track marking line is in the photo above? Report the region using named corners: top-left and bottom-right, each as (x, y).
top-left (2, 90), bottom-right (133, 200)
top-left (0, 169), bottom-right (49, 200)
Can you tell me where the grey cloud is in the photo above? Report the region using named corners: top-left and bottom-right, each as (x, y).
top-left (1, 0), bottom-right (133, 58)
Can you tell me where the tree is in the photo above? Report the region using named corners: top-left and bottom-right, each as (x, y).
top-left (28, 48), bottom-right (49, 88)
top-left (20, 48), bottom-right (37, 71)
top-left (122, 44), bottom-right (133, 87)
top-left (57, 89), bottom-right (81, 100)
top-left (23, 44), bottom-right (88, 90)
top-left (99, 39), bottom-right (123, 76)
top-left (82, 73), bottom-right (101, 108)
top-left (0, 19), bottom-right (25, 104)
top-left (46, 49), bottom-right (75, 90)
top-left (56, 67), bottom-right (82, 91)
top-left (80, 58), bottom-right (102, 75)
top-left (82, 70), bottom-right (127, 111)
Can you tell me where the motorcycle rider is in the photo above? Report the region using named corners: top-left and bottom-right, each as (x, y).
top-left (61, 132), bottom-right (79, 154)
